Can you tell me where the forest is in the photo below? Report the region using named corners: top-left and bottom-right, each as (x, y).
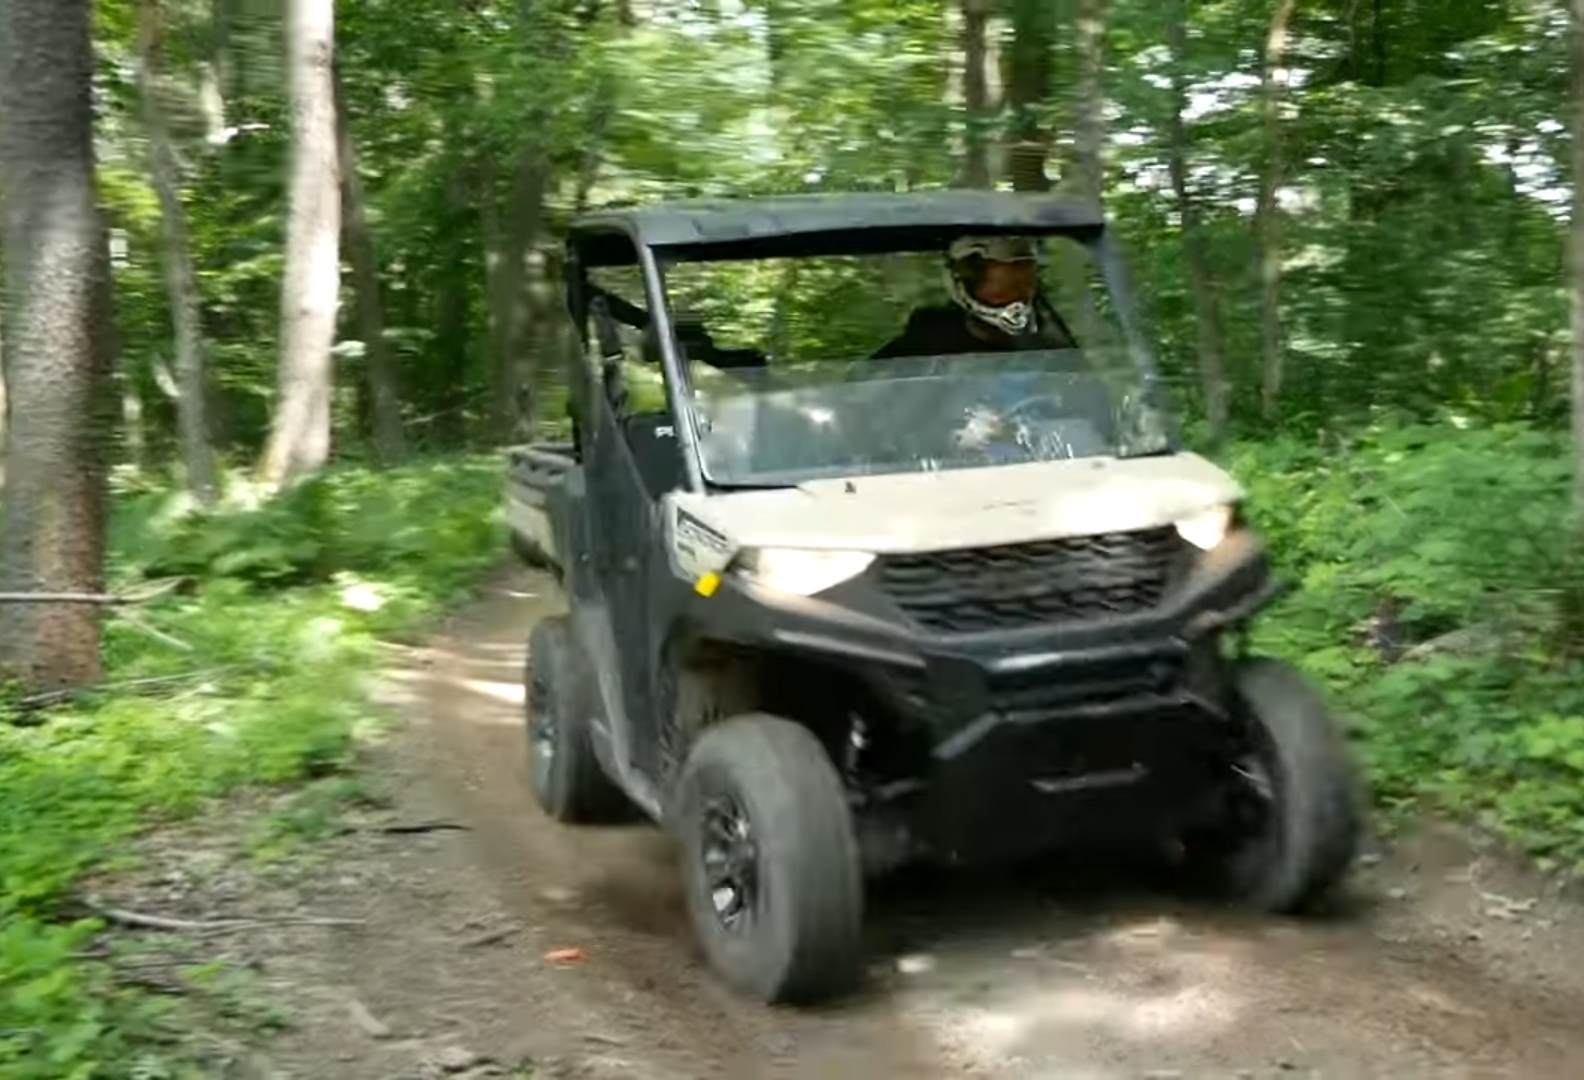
top-left (5, 0), bottom-right (1584, 1074)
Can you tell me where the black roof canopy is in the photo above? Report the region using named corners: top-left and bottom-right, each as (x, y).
top-left (570, 191), bottom-right (1107, 266)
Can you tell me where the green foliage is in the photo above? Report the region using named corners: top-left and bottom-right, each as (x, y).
top-left (1232, 418), bottom-right (1584, 866)
top-left (0, 458), bottom-right (504, 1078)
top-left (37, 0), bottom-right (1584, 1066)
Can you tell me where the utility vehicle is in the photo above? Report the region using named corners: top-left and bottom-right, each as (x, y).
top-left (505, 191), bottom-right (1363, 1006)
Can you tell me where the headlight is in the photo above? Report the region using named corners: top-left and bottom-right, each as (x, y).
top-left (734, 547), bottom-right (876, 597)
top-left (1174, 504), bottom-right (1235, 550)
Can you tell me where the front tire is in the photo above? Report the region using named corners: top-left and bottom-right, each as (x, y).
top-left (525, 617), bottom-right (627, 823)
top-left (1187, 656), bottom-right (1363, 913)
top-left (675, 715), bottom-right (864, 1005)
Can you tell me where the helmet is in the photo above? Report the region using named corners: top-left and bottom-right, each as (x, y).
top-left (946, 235), bottom-right (1040, 337)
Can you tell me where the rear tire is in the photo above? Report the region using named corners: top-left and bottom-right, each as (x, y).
top-left (675, 715), bottom-right (864, 1005)
top-left (510, 530), bottom-right (562, 581)
top-left (509, 529), bottom-right (536, 565)
top-left (1185, 656), bottom-right (1363, 913)
top-left (525, 617), bottom-right (627, 823)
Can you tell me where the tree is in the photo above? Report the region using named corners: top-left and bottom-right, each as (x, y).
top-left (960, 0), bottom-right (995, 189)
top-left (0, 0), bottom-right (117, 689)
top-left (0, 302), bottom-right (7, 486)
top-left (1572, 0), bottom-right (1584, 512)
top-left (1006, 0), bottom-right (1055, 191)
top-left (259, 0), bottom-right (340, 487)
top-left (1257, 0), bottom-right (1298, 423)
top-left (1165, 0), bottom-right (1229, 441)
top-left (333, 63), bottom-right (404, 464)
top-left (1068, 0), bottom-right (1108, 200)
top-left (138, 0), bottom-right (219, 505)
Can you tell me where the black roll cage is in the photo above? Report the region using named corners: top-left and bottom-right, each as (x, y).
top-left (560, 194), bottom-right (1167, 495)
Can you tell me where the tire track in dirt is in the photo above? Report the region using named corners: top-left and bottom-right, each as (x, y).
top-left (388, 566), bottom-right (1584, 1078)
top-left (399, 569), bottom-right (950, 1079)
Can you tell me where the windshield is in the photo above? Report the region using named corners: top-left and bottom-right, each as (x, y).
top-left (692, 352), bottom-right (1170, 485)
top-left (595, 233), bottom-right (1173, 487)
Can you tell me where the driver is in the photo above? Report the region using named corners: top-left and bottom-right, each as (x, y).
top-left (871, 235), bottom-right (1076, 359)
top-left (872, 235), bottom-right (1082, 456)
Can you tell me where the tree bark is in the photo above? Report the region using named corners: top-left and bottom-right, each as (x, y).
top-left (260, 0), bottom-right (340, 487)
top-left (1050, 0), bottom-right (1108, 349)
top-left (1257, 0), bottom-right (1298, 424)
top-left (1570, 0), bottom-right (1584, 512)
top-left (333, 64), bottom-right (404, 465)
top-left (1069, 0), bottom-right (1108, 200)
top-left (1006, 0), bottom-right (1055, 192)
top-left (490, 140), bottom-right (550, 441)
top-left (211, 0), bottom-right (239, 116)
top-left (433, 163), bottom-right (474, 447)
top-left (138, 0), bottom-right (219, 504)
top-left (480, 152), bottom-right (514, 435)
top-left (960, 0), bottom-right (994, 189)
top-left (478, 0), bottom-right (558, 444)
top-left (0, 301), bottom-right (7, 487)
top-left (1166, 0), bottom-right (1230, 442)
top-left (0, 0), bottom-right (117, 690)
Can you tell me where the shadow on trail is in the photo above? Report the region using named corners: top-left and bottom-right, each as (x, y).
top-left (402, 572), bottom-right (1584, 1077)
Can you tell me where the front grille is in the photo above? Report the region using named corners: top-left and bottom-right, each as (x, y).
top-left (876, 527), bottom-right (1181, 633)
top-left (989, 653), bottom-right (1185, 720)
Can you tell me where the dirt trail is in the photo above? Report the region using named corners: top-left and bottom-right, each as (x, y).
top-left (264, 567), bottom-right (1584, 1078)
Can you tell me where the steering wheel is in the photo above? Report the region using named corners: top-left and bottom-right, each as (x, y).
top-left (1000, 392), bottom-right (1072, 424)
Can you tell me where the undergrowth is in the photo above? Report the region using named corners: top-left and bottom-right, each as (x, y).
top-left (8, 419), bottom-right (1584, 1075)
top-left (1231, 418), bottom-right (1584, 867)
top-left (0, 455), bottom-right (503, 1079)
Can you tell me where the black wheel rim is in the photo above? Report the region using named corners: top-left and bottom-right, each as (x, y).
top-left (1223, 726), bottom-right (1282, 873)
top-left (698, 792), bottom-right (759, 933)
top-left (527, 663), bottom-right (557, 779)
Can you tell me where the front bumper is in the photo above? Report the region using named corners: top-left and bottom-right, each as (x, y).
top-left (683, 528), bottom-right (1276, 860)
top-left (696, 528), bottom-right (1270, 710)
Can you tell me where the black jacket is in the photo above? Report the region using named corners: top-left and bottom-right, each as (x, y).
top-left (870, 303), bottom-right (1075, 360)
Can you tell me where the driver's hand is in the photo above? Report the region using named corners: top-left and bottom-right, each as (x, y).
top-left (954, 405), bottom-right (1005, 449)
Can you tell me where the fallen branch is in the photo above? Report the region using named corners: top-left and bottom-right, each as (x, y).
top-left (461, 924), bottom-right (519, 949)
top-left (0, 579), bottom-right (185, 606)
top-left (111, 608), bottom-right (194, 652)
top-left (345, 996), bottom-right (395, 1039)
top-left (89, 902), bottom-right (364, 935)
top-left (375, 820), bottom-right (470, 835)
top-left (17, 665), bottom-right (240, 709)
top-left (0, 591), bottom-right (124, 604)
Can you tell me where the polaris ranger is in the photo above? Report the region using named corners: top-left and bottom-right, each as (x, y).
top-left (505, 191), bottom-right (1363, 1006)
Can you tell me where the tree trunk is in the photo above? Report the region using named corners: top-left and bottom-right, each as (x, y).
top-left (0, 303), bottom-right (8, 487)
top-left (574, 72), bottom-right (616, 213)
top-left (1069, 0), bottom-right (1108, 200)
top-left (333, 64), bottom-right (404, 465)
top-left (480, 153), bottom-right (515, 435)
top-left (1166, 0), bottom-right (1230, 442)
top-left (1051, 0), bottom-right (1108, 348)
top-left (138, 0), bottom-right (219, 505)
top-left (260, 0), bottom-right (340, 487)
top-left (1570, 0), bottom-right (1584, 512)
top-left (1257, 0), bottom-right (1298, 424)
top-left (211, 0), bottom-right (239, 116)
top-left (960, 0), bottom-right (994, 189)
top-left (122, 368), bottom-right (146, 472)
top-left (434, 164), bottom-right (474, 447)
top-left (491, 140), bottom-right (550, 441)
top-left (1006, 0), bottom-right (1054, 192)
top-left (0, 0), bottom-right (116, 690)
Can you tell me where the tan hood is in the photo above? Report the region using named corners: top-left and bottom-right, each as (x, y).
top-left (669, 452), bottom-right (1242, 556)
